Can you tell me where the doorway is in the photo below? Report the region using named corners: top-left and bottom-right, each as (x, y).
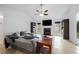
top-left (76, 13), bottom-right (79, 45)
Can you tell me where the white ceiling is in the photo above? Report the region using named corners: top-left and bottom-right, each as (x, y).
top-left (0, 4), bottom-right (72, 21)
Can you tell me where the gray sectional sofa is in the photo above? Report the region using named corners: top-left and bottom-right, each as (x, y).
top-left (4, 31), bottom-right (39, 53)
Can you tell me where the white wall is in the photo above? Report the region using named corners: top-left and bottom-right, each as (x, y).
top-left (35, 18), bottom-right (55, 35)
top-left (0, 12), bottom-right (4, 44)
top-left (0, 7), bottom-right (31, 35)
top-left (67, 5), bottom-right (79, 44)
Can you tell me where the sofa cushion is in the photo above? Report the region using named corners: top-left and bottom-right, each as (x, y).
top-left (14, 38), bottom-right (33, 52)
top-left (20, 31), bottom-right (26, 36)
top-left (23, 33), bottom-right (34, 39)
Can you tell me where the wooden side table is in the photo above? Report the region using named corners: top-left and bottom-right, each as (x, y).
top-left (36, 38), bottom-right (52, 54)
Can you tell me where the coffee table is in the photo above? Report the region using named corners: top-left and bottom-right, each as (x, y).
top-left (36, 37), bottom-right (52, 54)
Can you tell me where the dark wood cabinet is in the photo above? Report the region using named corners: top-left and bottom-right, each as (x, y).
top-left (63, 19), bottom-right (69, 40)
top-left (36, 38), bottom-right (52, 54)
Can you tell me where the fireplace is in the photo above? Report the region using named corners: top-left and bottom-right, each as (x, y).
top-left (44, 28), bottom-right (51, 35)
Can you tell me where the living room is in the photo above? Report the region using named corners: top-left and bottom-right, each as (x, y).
top-left (0, 4), bottom-right (79, 54)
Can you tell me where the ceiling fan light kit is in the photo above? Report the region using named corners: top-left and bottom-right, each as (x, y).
top-left (39, 13), bottom-right (44, 17)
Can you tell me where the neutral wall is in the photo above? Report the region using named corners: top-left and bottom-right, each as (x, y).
top-left (0, 7), bottom-right (31, 35)
top-left (0, 12), bottom-right (4, 44)
top-left (67, 5), bottom-right (79, 44)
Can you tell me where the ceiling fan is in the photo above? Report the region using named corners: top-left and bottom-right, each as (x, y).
top-left (35, 4), bottom-right (48, 16)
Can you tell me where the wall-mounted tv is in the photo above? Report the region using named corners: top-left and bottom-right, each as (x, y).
top-left (42, 20), bottom-right (52, 26)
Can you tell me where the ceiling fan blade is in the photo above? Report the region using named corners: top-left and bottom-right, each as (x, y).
top-left (44, 10), bottom-right (48, 12)
top-left (44, 13), bottom-right (48, 15)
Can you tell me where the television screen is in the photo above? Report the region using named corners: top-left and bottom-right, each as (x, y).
top-left (42, 20), bottom-right (52, 26)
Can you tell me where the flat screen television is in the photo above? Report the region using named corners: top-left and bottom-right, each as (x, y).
top-left (42, 20), bottom-right (52, 26)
